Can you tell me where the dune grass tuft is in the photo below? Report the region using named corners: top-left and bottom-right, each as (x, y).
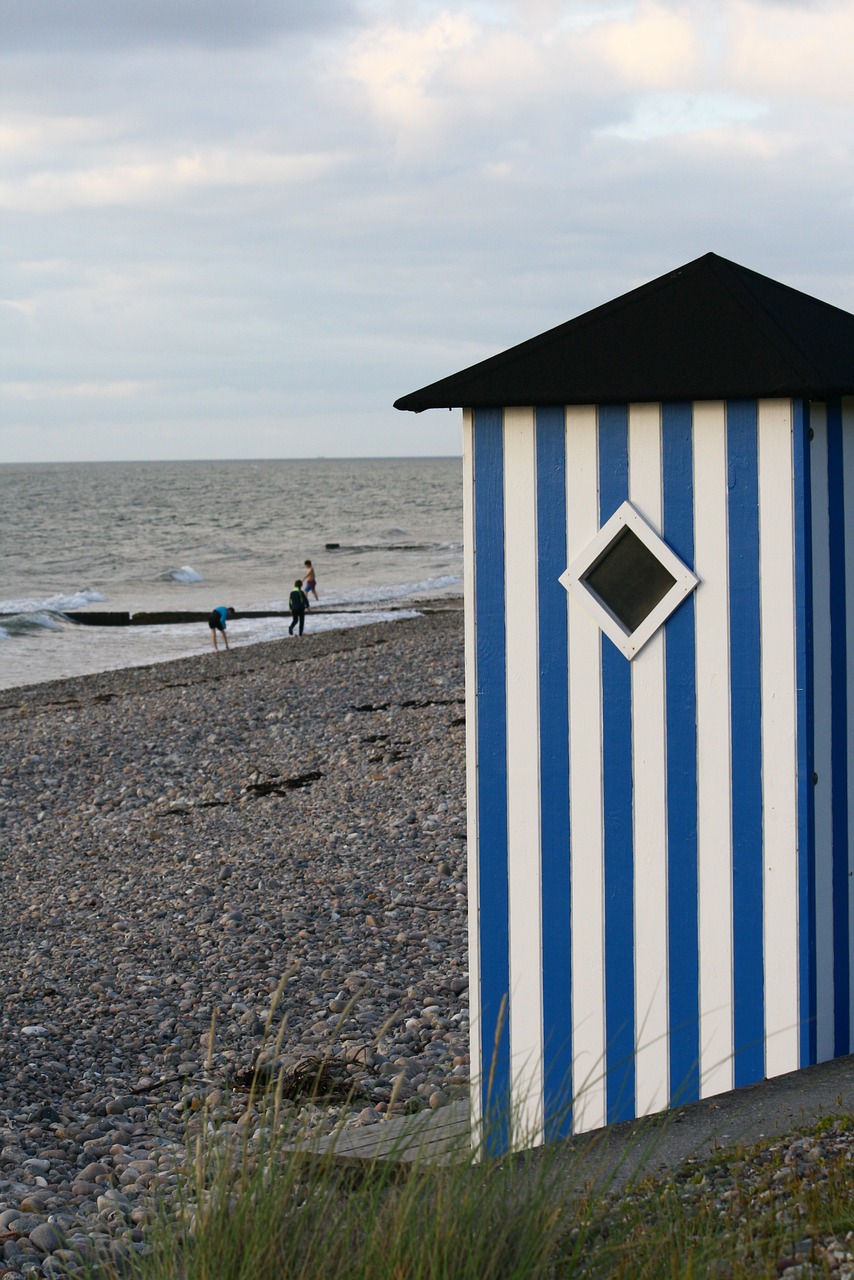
top-left (86, 1053), bottom-right (854, 1280)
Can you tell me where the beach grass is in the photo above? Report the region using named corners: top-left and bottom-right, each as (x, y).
top-left (90, 1064), bottom-right (569, 1280)
top-left (84, 1056), bottom-right (854, 1280)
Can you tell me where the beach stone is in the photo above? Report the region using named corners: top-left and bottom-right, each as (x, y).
top-left (4, 1215), bottom-right (45, 1235)
top-left (105, 1097), bottom-right (135, 1116)
top-left (27, 1222), bottom-right (64, 1252)
top-left (16, 1195), bottom-right (49, 1214)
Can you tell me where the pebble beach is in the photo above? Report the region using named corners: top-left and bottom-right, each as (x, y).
top-left (0, 606), bottom-right (468, 1276)
top-left (4, 601), bottom-right (854, 1280)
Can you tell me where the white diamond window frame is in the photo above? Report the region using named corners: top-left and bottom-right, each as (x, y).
top-left (559, 501), bottom-right (699, 660)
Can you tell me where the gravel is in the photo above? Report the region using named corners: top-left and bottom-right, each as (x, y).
top-left (0, 607), bottom-right (468, 1275)
top-left (3, 603), bottom-right (852, 1280)
top-left (590, 1118), bottom-right (854, 1279)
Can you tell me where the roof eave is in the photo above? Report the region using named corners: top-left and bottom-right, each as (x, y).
top-left (395, 384), bottom-right (854, 413)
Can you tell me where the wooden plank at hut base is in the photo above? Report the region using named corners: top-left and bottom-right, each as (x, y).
top-left (287, 1100), bottom-right (470, 1165)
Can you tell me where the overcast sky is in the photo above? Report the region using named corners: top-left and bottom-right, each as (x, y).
top-left (3, 0), bottom-right (854, 462)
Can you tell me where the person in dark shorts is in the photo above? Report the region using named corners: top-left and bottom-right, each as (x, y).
top-left (302, 560), bottom-right (318, 601)
top-left (208, 605), bottom-right (235, 651)
top-left (288, 580), bottom-right (309, 636)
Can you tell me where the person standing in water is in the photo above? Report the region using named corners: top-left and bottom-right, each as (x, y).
top-left (208, 605), bottom-right (235, 651)
top-left (288, 580), bottom-right (309, 636)
top-left (302, 560), bottom-right (318, 601)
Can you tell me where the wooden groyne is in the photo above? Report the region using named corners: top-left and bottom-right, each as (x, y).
top-left (0, 601), bottom-right (460, 627)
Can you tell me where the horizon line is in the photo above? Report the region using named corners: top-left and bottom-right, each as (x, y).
top-left (0, 453), bottom-right (463, 466)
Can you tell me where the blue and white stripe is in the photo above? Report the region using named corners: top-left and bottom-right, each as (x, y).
top-left (810, 398), bottom-right (854, 1065)
top-left (463, 396), bottom-right (851, 1149)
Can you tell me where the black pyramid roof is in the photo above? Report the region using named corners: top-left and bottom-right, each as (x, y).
top-left (393, 252), bottom-right (854, 412)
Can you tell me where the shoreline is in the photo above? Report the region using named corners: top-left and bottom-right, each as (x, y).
top-left (0, 609), bottom-right (468, 1271)
top-left (0, 595), bottom-right (463, 698)
top-left (19, 599), bottom-right (463, 628)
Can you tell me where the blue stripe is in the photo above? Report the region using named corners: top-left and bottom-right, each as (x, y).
top-left (598, 404), bottom-right (636, 1123)
top-left (473, 407), bottom-right (511, 1150)
top-left (662, 402), bottom-right (699, 1104)
top-left (535, 407), bottom-right (573, 1139)
top-left (727, 399), bottom-right (765, 1087)
top-left (793, 399), bottom-right (816, 1067)
top-left (826, 398), bottom-right (850, 1055)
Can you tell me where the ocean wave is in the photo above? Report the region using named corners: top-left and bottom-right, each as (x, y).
top-left (0, 610), bottom-right (70, 637)
top-left (323, 541), bottom-right (460, 554)
top-left (0, 588), bottom-right (107, 614)
top-left (168, 566), bottom-right (204, 584)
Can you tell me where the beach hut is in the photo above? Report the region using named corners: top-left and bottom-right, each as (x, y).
top-left (394, 251), bottom-right (854, 1152)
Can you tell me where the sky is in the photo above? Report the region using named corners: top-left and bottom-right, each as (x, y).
top-left (2, 0), bottom-right (854, 462)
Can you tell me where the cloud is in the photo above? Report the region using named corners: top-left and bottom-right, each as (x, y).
top-left (0, 146), bottom-right (351, 212)
top-left (3, 0), bottom-right (854, 461)
top-left (340, 10), bottom-right (482, 152)
top-left (728, 0), bottom-right (854, 102)
top-left (603, 92), bottom-right (766, 141)
top-left (0, 115), bottom-right (124, 156)
top-left (2, 379), bottom-right (150, 400)
top-left (584, 1), bottom-right (703, 88)
top-left (0, 0), bottom-right (357, 52)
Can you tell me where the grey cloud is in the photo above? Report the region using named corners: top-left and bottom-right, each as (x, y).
top-left (0, 0), bottom-right (358, 53)
top-left (4, 0), bottom-right (854, 462)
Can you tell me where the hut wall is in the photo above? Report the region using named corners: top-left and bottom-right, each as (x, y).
top-left (808, 397), bottom-right (854, 1068)
top-left (462, 397), bottom-right (841, 1151)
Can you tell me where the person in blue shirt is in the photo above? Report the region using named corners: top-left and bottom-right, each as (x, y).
top-left (208, 605), bottom-right (235, 651)
top-left (288, 580), bottom-right (309, 636)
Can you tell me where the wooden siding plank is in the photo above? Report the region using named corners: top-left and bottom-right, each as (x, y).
top-left (827, 398), bottom-right (851, 1056)
top-left (628, 402), bottom-right (670, 1116)
top-left (535, 406), bottom-right (573, 1140)
top-left (792, 398), bottom-right (816, 1068)
top-left (809, 401), bottom-right (834, 1059)
top-left (758, 398), bottom-right (800, 1077)
top-left (693, 400), bottom-right (734, 1097)
top-left (503, 408), bottom-right (545, 1147)
top-left (598, 403), bottom-right (636, 1123)
top-left (727, 398), bottom-right (765, 1088)
top-left (843, 397), bottom-right (854, 1052)
top-left (472, 408), bottom-right (511, 1150)
top-left (662, 401), bottom-right (700, 1105)
top-left (810, 402), bottom-right (835, 1062)
top-left (566, 404), bottom-right (607, 1133)
top-left (462, 409), bottom-right (481, 1138)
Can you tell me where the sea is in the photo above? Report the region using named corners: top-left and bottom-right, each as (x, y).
top-left (0, 458), bottom-right (463, 692)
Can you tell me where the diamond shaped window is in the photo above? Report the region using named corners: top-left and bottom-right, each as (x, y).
top-left (560, 501), bottom-right (698, 659)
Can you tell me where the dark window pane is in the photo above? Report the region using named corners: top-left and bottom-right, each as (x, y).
top-left (582, 527), bottom-right (676, 634)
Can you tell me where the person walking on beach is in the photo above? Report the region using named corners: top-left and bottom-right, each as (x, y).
top-left (208, 605), bottom-right (235, 651)
top-left (302, 560), bottom-right (318, 601)
top-left (289, 580), bottom-right (309, 636)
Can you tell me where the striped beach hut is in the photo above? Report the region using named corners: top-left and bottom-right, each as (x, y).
top-left (395, 252), bottom-right (854, 1152)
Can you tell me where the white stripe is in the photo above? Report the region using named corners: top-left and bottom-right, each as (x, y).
top-left (566, 404), bottom-right (607, 1133)
top-left (843, 398), bottom-right (854, 1048)
top-left (693, 400), bottom-right (735, 1095)
top-left (628, 403), bottom-right (670, 1113)
top-left (758, 399), bottom-right (800, 1077)
top-left (810, 403), bottom-right (834, 1062)
top-left (502, 407), bottom-right (544, 1146)
top-left (461, 409), bottom-right (483, 1133)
